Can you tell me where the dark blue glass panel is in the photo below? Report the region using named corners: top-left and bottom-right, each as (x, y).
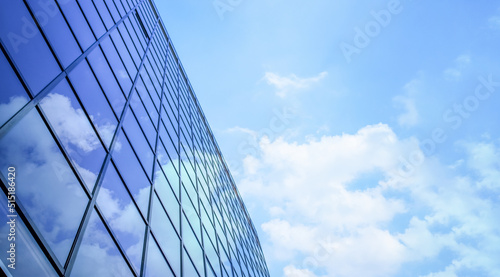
top-left (0, 49), bottom-right (29, 127)
top-left (26, 0), bottom-right (82, 68)
top-left (92, 0), bottom-right (114, 30)
top-left (79, 1), bottom-right (105, 38)
top-left (151, 194), bottom-right (180, 276)
top-left (40, 79), bottom-right (106, 191)
top-left (69, 60), bottom-right (117, 148)
top-left (145, 234), bottom-right (175, 277)
top-left (60, 0), bottom-right (95, 51)
top-left (103, 0), bottom-right (120, 23)
top-left (112, 132), bottom-right (151, 214)
top-left (96, 163), bottom-right (146, 273)
top-left (0, 0), bottom-right (61, 95)
top-left (71, 209), bottom-right (134, 277)
top-left (0, 109), bottom-right (88, 265)
top-left (100, 36), bottom-right (133, 94)
top-left (87, 47), bottom-right (126, 117)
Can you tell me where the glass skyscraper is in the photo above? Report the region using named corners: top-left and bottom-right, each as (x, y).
top-left (0, 0), bottom-right (269, 276)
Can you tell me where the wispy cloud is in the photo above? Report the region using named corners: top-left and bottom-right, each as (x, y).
top-left (393, 78), bottom-right (420, 127)
top-left (263, 71), bottom-right (328, 98)
top-left (443, 54), bottom-right (471, 81)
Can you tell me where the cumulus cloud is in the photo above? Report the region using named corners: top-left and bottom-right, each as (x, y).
top-left (237, 124), bottom-right (500, 277)
top-left (263, 71), bottom-right (328, 98)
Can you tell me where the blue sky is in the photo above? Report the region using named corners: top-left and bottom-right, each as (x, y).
top-left (157, 1), bottom-right (500, 276)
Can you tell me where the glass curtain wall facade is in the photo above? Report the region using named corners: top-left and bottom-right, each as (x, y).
top-left (0, 0), bottom-right (269, 276)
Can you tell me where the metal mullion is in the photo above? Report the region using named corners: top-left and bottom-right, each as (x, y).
top-left (0, 176), bottom-right (64, 276)
top-left (64, 17), bottom-right (160, 275)
top-left (139, 31), bottom-right (169, 276)
top-left (0, 0), bottom-right (146, 140)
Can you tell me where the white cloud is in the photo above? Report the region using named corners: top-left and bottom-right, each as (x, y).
top-left (263, 71), bottom-right (328, 98)
top-left (443, 54), bottom-right (471, 81)
top-left (237, 124), bottom-right (500, 277)
top-left (393, 78), bottom-right (420, 127)
top-left (283, 265), bottom-right (320, 277)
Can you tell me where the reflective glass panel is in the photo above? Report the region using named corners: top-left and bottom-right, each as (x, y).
top-left (69, 60), bottom-right (117, 148)
top-left (40, 80), bottom-right (106, 191)
top-left (96, 163), bottom-right (146, 273)
top-left (60, 0), bottom-right (95, 51)
top-left (151, 194), bottom-right (180, 276)
top-left (0, 192), bottom-right (58, 277)
top-left (112, 132), bottom-right (150, 214)
top-left (0, 0), bottom-right (61, 95)
top-left (87, 47), bottom-right (126, 117)
top-left (0, 49), bottom-right (29, 127)
top-left (26, 0), bottom-right (81, 68)
top-left (145, 234), bottom-right (175, 277)
top-left (100, 36), bottom-right (132, 94)
top-left (71, 209), bottom-right (134, 277)
top-left (122, 110), bottom-right (154, 179)
top-left (0, 109), bottom-right (88, 264)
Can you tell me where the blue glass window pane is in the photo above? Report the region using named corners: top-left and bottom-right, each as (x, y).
top-left (26, 0), bottom-right (81, 68)
top-left (0, 50), bottom-right (29, 127)
top-left (103, 0), bottom-right (120, 23)
top-left (122, 111), bottom-right (154, 179)
top-left (100, 36), bottom-right (133, 94)
top-left (153, 172), bottom-right (179, 232)
top-left (112, 132), bottom-right (151, 214)
top-left (151, 194), bottom-right (180, 276)
top-left (40, 80), bottom-right (106, 191)
top-left (92, 0), bottom-right (114, 30)
top-left (97, 163), bottom-right (146, 273)
top-left (156, 141), bottom-right (179, 200)
top-left (71, 209), bottom-right (134, 277)
top-left (0, 0), bottom-right (61, 95)
top-left (87, 47), bottom-right (126, 116)
top-left (0, 193), bottom-right (59, 277)
top-left (0, 109), bottom-right (88, 265)
top-left (60, 0), bottom-right (95, 51)
top-left (182, 214), bottom-right (204, 276)
top-left (130, 92), bottom-right (156, 148)
top-left (145, 235), bottom-right (175, 277)
top-left (79, 1), bottom-right (105, 38)
top-left (183, 249), bottom-right (201, 277)
top-left (69, 60), bottom-right (118, 148)
top-left (136, 77), bottom-right (159, 124)
top-left (110, 28), bottom-right (137, 77)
